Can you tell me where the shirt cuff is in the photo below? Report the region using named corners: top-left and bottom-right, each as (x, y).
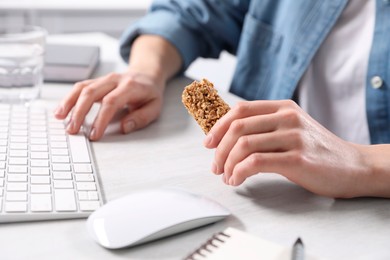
top-left (119, 10), bottom-right (202, 73)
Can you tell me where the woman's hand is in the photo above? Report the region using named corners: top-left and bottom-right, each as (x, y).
top-left (54, 35), bottom-right (182, 141)
top-left (203, 100), bottom-right (384, 198)
top-left (54, 71), bottom-right (165, 141)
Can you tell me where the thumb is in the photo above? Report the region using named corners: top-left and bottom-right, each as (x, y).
top-left (121, 100), bottom-right (162, 134)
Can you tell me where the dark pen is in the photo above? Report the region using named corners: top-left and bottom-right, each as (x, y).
top-left (291, 237), bottom-right (305, 260)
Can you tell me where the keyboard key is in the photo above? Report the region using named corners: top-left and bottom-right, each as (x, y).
top-left (75, 174), bottom-right (94, 182)
top-left (31, 176), bottom-right (51, 184)
top-left (30, 132), bottom-right (47, 138)
top-left (6, 192), bottom-right (28, 201)
top-left (7, 183), bottom-right (28, 191)
top-left (31, 194), bottom-right (52, 212)
top-left (30, 138), bottom-right (48, 145)
top-left (51, 148), bottom-right (68, 155)
top-left (10, 143), bottom-right (28, 150)
top-left (0, 154), bottom-right (6, 161)
top-left (30, 110), bottom-right (45, 117)
top-left (79, 201), bottom-right (100, 211)
top-left (9, 150), bottom-right (28, 157)
top-left (10, 130), bottom-right (28, 136)
top-left (50, 135), bottom-right (66, 142)
top-left (53, 171), bottom-right (72, 180)
top-left (78, 191), bottom-right (89, 200)
top-left (30, 152), bottom-right (49, 159)
top-left (8, 174), bottom-right (28, 182)
top-left (30, 167), bottom-right (50, 176)
top-left (8, 165), bottom-right (28, 173)
top-left (11, 123), bottom-right (27, 130)
top-left (31, 145), bottom-right (48, 152)
top-left (51, 155), bottom-right (70, 163)
top-left (54, 189), bottom-right (77, 212)
top-left (50, 129), bottom-right (66, 135)
top-left (11, 119), bottom-right (28, 124)
top-left (8, 157), bottom-right (28, 165)
top-left (10, 136), bottom-right (28, 143)
top-left (31, 184), bottom-right (51, 194)
top-left (52, 163), bottom-right (71, 171)
top-left (88, 191), bottom-right (99, 200)
top-left (76, 182), bottom-right (96, 191)
top-left (48, 123), bottom-right (64, 129)
top-left (30, 120), bottom-right (46, 126)
top-left (5, 202), bottom-right (27, 212)
top-left (68, 134), bottom-right (90, 163)
top-left (51, 142), bottom-right (67, 148)
top-left (73, 164), bottom-right (92, 173)
top-left (31, 126), bottom-right (47, 132)
top-left (30, 159), bottom-right (49, 167)
top-left (54, 180), bottom-right (73, 189)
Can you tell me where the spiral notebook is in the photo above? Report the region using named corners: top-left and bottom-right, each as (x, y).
top-left (184, 227), bottom-right (324, 260)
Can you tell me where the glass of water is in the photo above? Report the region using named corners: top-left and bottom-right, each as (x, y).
top-left (0, 26), bottom-right (47, 104)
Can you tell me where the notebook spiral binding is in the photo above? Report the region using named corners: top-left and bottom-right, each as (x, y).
top-left (184, 231), bottom-right (231, 260)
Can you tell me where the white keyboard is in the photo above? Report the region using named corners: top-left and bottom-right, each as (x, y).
top-left (0, 104), bottom-right (103, 223)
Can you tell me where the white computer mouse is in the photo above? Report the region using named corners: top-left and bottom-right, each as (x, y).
top-left (86, 188), bottom-right (230, 249)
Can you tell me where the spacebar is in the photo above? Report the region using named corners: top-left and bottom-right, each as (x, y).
top-left (68, 133), bottom-right (91, 163)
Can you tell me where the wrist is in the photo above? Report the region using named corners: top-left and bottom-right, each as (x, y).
top-left (127, 63), bottom-right (166, 85)
top-left (128, 34), bottom-right (182, 84)
top-left (354, 144), bottom-right (390, 198)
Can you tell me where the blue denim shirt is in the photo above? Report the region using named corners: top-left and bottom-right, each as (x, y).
top-left (119, 0), bottom-right (390, 144)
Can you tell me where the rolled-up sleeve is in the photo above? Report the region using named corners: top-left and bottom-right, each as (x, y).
top-left (119, 0), bottom-right (250, 72)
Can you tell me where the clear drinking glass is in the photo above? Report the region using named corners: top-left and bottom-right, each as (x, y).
top-left (0, 26), bottom-right (47, 104)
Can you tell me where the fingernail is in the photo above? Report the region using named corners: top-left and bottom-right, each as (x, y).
top-left (223, 174), bottom-right (228, 185)
top-left (204, 133), bottom-right (213, 146)
top-left (229, 177), bottom-right (235, 186)
top-left (89, 127), bottom-right (97, 140)
top-left (67, 119), bottom-right (76, 132)
top-left (123, 120), bottom-right (135, 134)
top-left (211, 161), bottom-right (217, 174)
top-left (54, 106), bottom-right (63, 116)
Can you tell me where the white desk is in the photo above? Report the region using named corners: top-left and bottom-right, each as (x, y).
top-left (1, 33), bottom-right (390, 260)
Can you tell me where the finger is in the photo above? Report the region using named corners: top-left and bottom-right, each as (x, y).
top-left (223, 130), bottom-right (300, 182)
top-left (89, 83), bottom-right (135, 140)
top-left (212, 114), bottom-right (277, 174)
top-left (67, 78), bottom-right (118, 134)
top-left (54, 79), bottom-right (94, 119)
top-left (229, 151), bottom-right (297, 186)
top-left (121, 99), bottom-right (162, 134)
top-left (204, 100), bottom-right (280, 148)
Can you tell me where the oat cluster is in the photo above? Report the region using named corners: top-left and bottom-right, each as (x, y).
top-left (182, 79), bottom-right (230, 134)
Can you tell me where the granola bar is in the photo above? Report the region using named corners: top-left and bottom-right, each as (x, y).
top-left (182, 79), bottom-right (230, 134)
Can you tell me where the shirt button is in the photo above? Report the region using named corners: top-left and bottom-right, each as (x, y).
top-left (371, 76), bottom-right (383, 89)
